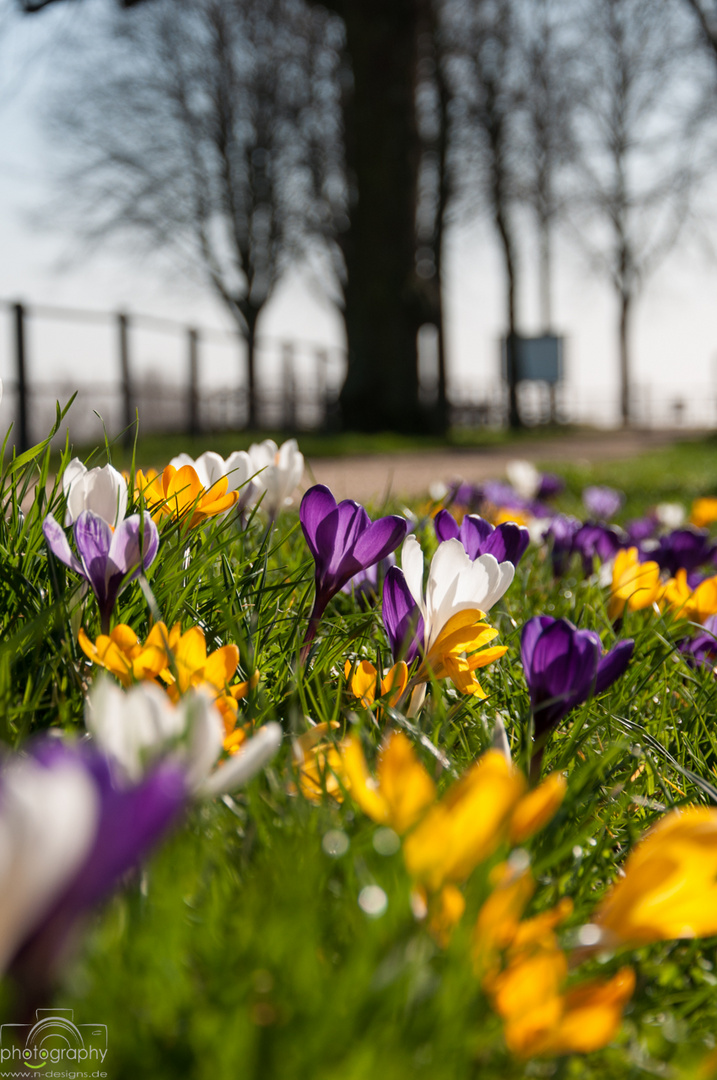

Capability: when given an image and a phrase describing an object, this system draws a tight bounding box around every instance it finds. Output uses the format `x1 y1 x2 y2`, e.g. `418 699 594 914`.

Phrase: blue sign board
502 335 563 384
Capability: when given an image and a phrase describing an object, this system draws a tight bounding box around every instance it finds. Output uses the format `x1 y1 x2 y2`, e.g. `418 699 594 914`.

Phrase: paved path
304 429 697 504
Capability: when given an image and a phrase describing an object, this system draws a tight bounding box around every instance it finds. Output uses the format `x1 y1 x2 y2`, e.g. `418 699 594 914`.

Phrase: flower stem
299 595 326 665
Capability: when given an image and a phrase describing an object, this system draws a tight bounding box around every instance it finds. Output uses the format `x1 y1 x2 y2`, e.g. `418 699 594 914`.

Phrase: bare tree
515 0 580 331
571 0 710 427
683 0 717 60
47 0 345 428
442 0 526 429
406 1 456 430
19 0 150 11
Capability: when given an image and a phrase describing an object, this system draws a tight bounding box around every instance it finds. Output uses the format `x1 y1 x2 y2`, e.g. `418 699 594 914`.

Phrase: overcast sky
1 0 717 442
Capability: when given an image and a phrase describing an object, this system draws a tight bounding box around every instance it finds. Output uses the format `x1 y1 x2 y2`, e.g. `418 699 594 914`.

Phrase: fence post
118 312 133 447
187 328 200 437
13 302 29 452
282 342 295 431
315 348 328 428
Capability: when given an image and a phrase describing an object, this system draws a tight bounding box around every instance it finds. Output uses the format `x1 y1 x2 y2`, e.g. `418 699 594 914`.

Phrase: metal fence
0 299 346 450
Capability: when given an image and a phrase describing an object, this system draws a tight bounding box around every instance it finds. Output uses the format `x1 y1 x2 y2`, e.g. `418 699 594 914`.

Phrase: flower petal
382 566 423 664
109 513 159 577
300 485 339 562
595 639 634 695
200 722 283 798
42 514 84 576
433 508 460 544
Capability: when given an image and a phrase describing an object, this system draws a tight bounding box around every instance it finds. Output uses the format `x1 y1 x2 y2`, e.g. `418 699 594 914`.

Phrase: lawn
2 410 717 1079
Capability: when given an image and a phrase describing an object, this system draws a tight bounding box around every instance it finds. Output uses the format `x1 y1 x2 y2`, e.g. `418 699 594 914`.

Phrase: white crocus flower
528 516 554 546
247 438 304 517
85 679 282 798
63 459 128 527
656 502 686 529
170 450 253 494
505 458 541 500
0 753 98 973
401 535 515 654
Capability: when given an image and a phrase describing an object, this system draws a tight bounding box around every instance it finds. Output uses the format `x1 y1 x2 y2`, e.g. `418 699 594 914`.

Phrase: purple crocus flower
43 510 159 633
434 509 530 566
382 565 424 665
652 528 716 577
446 480 484 513
544 514 582 576
2 738 185 1009
625 514 658 545
482 480 530 512
299 485 408 658
482 479 554 520
582 485 623 521
521 615 634 777
679 614 717 672
538 472 565 500
573 522 623 576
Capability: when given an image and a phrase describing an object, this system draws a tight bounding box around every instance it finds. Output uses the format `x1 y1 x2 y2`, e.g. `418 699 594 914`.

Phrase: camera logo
0 1008 108 1070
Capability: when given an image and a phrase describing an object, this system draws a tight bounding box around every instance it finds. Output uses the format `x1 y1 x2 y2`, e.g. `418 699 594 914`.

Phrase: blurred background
2 0 717 447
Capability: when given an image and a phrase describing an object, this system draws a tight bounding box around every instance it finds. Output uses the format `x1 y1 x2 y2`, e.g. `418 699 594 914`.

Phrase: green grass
539 437 717 518
3 419 717 1078
59 420 595 471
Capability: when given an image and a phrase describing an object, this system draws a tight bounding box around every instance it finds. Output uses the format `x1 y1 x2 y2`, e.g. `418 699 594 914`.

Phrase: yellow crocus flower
426 883 466 947
490 942 568 1037
403 751 526 892
344 735 563 899
160 623 258 736
509 772 567 844
78 623 169 687
690 496 717 529
595 806 717 945
135 464 239 527
417 610 508 698
494 508 531 528
608 546 661 620
532 968 636 1056
341 731 436 834
498 962 635 1058
292 721 348 803
472 864 536 978
344 659 409 708
478 876 634 1058
660 569 717 624
213 672 261 735
161 623 239 695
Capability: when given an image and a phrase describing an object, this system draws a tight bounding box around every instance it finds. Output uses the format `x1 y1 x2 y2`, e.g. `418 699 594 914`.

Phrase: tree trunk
619 291 631 428
246 317 258 430
495 204 521 430
539 214 552 332
431 5 451 434
336 1 425 434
